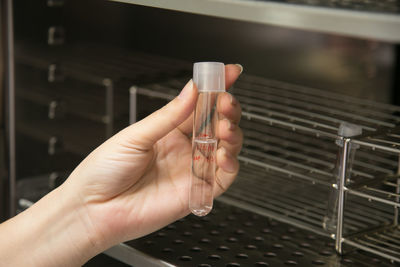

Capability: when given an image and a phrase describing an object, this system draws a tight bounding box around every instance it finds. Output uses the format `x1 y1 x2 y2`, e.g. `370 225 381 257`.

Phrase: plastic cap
337 122 362 137
193 62 225 92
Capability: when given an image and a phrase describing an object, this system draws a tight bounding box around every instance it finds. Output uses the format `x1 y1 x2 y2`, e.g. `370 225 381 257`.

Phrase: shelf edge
109 0 400 43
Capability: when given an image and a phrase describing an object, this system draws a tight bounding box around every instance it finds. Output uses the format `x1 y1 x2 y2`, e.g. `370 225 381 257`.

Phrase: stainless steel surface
5 0 16 217
110 0 400 42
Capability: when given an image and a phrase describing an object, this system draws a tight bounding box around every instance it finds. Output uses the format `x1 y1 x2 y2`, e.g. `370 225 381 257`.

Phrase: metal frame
335 137 350 253
4 0 16 217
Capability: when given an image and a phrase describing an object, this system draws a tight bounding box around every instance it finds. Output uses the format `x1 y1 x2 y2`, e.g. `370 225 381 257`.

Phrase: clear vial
189 62 225 216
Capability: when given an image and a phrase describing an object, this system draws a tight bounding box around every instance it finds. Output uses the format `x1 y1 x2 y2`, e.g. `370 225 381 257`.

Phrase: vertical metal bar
103 79 114 138
394 155 400 225
5 0 16 217
335 138 349 254
129 86 138 125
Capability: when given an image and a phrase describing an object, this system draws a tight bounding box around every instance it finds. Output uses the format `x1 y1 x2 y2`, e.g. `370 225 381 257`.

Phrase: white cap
338 122 362 137
193 62 225 92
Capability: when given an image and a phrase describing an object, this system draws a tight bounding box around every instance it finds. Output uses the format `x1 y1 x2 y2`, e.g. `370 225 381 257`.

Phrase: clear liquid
189 138 217 216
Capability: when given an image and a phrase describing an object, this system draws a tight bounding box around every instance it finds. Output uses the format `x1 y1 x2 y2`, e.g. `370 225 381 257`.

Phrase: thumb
123 79 197 148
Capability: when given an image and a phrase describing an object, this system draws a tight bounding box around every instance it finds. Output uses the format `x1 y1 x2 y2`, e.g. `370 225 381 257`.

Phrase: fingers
121 80 197 149
217 92 242 125
218 121 243 156
177 64 243 135
214 147 240 197
213 117 243 196
225 64 243 89
214 91 243 195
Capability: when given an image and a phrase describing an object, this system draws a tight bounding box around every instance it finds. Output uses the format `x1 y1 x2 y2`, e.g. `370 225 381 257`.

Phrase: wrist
1 183 104 266
44 182 107 265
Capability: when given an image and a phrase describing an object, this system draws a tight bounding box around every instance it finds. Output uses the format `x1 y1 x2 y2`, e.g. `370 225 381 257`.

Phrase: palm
79 128 193 242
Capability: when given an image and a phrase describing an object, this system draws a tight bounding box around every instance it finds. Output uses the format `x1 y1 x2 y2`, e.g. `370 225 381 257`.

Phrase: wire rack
14 42 191 86
345 225 400 262
131 74 400 262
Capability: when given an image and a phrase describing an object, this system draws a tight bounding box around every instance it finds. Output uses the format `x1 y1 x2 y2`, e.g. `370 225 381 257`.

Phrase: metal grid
132 74 400 262
222 164 394 235
345 225 400 263
234 75 400 139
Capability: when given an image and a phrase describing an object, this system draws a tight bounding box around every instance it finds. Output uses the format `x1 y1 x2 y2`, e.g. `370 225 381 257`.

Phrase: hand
0 64 243 267
64 64 243 250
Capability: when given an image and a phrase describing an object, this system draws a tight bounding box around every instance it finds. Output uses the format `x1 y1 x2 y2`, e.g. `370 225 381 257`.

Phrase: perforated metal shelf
124 201 395 266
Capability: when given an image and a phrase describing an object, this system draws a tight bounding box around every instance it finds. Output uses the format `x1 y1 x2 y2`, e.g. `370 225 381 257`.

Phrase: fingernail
178 79 193 100
235 64 243 75
229 93 238 106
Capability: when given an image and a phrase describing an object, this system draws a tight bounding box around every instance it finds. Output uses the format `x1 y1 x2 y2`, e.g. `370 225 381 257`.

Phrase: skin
0 64 243 266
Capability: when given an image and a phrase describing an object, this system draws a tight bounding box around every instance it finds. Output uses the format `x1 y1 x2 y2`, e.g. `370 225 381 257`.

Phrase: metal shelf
110 0 400 42
222 163 394 236
352 127 400 154
133 74 400 189
15 42 191 86
345 225 400 263
16 116 106 156
133 73 400 262
235 75 400 138
136 74 400 139
16 64 125 124
19 198 395 266
123 201 395 266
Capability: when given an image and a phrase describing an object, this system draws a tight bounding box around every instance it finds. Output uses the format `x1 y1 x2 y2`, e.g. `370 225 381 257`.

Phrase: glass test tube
323 122 362 233
189 62 225 216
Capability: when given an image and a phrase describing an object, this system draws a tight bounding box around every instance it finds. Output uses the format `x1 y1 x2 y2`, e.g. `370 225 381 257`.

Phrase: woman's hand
0 64 243 267
66 65 243 250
